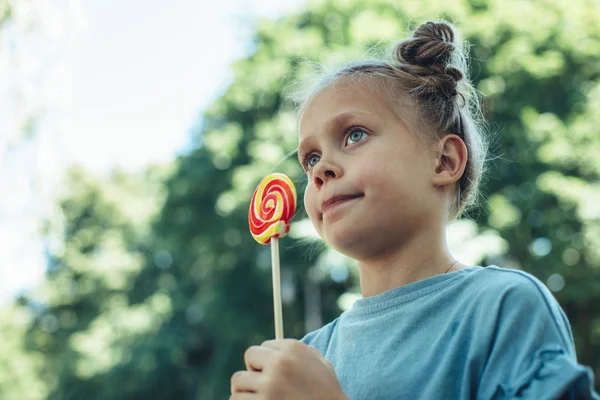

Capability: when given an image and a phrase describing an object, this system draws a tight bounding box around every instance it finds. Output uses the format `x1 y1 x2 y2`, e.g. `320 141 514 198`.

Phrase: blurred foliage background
1 0 600 398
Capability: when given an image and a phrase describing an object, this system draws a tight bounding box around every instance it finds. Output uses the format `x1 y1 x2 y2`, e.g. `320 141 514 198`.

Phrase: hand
230 339 348 400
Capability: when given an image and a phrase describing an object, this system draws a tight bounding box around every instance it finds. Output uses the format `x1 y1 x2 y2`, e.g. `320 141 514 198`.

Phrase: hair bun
396 21 462 80
393 21 465 101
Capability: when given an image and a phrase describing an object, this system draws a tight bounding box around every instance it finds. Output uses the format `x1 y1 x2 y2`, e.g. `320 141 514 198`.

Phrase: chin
328 226 405 261
324 228 366 257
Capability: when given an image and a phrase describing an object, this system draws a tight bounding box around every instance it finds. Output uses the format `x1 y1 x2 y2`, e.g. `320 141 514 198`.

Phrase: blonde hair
290 20 489 219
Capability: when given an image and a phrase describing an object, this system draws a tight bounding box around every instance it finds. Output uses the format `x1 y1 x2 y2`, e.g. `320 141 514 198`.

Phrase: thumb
307 344 322 358
307 345 331 367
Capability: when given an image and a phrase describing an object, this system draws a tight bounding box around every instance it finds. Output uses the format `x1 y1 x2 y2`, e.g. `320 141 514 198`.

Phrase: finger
261 338 297 350
307 345 334 370
244 345 275 371
230 370 262 393
307 344 323 358
229 393 256 400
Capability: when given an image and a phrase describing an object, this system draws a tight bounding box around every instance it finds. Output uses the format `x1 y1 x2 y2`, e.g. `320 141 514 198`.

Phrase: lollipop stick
271 237 284 339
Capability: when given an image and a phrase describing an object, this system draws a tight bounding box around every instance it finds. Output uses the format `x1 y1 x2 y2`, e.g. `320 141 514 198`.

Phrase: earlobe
432 134 468 187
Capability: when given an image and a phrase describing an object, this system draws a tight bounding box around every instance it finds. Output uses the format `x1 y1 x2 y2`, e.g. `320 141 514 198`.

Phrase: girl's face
298 80 443 260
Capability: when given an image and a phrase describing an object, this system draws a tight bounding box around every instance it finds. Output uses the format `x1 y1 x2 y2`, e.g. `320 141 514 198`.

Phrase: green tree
0 305 47 399
16 166 172 399
0 1 11 26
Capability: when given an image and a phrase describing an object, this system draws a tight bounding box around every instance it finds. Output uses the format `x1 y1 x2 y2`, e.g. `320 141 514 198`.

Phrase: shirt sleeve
476 272 599 400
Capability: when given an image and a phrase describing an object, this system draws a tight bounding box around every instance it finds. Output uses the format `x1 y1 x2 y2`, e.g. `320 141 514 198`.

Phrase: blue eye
305 154 320 170
346 129 368 145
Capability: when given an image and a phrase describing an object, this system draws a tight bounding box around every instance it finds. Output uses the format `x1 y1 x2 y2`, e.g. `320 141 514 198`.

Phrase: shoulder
299 317 340 354
470 268 599 398
467 265 558 307
467 266 573 349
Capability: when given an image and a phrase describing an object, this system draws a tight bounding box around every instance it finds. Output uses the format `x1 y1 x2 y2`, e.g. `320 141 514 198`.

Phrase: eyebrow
297 110 371 159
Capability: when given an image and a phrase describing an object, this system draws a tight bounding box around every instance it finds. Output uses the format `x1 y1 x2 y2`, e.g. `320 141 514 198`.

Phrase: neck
356 225 459 298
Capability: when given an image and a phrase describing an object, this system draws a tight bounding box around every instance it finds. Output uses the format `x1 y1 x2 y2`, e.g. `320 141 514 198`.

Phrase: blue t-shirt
301 266 599 399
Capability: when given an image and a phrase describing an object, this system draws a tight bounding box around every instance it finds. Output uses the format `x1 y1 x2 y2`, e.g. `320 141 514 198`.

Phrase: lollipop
249 173 297 244
248 173 297 339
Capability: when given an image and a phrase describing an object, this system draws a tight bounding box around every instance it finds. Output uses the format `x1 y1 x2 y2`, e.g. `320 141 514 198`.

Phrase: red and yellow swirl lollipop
249 173 297 244
248 173 296 339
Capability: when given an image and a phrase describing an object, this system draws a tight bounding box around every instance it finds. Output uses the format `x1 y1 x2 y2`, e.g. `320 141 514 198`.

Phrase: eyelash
300 125 368 171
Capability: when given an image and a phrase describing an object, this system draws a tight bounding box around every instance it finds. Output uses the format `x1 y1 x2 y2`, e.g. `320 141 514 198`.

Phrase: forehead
298 79 394 141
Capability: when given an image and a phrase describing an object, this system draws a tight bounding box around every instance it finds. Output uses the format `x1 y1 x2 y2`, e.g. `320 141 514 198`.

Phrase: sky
68 0 305 171
0 0 305 301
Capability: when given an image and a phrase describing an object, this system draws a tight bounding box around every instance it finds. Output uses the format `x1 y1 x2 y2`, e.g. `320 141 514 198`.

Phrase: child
230 20 599 399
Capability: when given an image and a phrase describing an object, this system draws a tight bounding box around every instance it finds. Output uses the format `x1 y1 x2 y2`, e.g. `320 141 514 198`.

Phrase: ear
432 134 468 187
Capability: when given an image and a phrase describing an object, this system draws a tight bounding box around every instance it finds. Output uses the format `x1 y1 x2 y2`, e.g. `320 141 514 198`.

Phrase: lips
321 194 363 213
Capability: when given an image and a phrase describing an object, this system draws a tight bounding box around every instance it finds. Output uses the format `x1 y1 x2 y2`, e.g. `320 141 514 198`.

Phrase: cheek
303 183 320 222
354 156 411 200
352 157 390 190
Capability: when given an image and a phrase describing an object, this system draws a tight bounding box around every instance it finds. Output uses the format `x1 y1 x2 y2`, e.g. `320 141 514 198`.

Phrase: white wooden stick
271 237 284 340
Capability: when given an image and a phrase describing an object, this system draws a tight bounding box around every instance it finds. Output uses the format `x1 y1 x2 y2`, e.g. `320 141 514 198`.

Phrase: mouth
321 194 363 214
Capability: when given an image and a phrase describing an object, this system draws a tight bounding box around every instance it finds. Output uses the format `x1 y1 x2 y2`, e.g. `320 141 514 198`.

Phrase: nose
312 159 342 189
